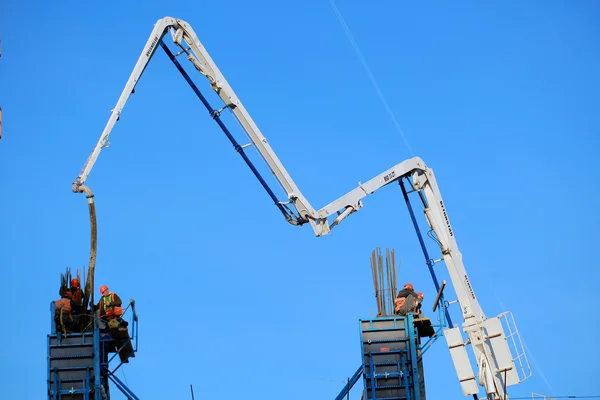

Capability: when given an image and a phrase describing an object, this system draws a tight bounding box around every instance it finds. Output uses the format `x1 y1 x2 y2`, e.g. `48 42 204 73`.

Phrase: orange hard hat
417 292 424 299
99 285 109 295
71 278 79 287
404 283 414 291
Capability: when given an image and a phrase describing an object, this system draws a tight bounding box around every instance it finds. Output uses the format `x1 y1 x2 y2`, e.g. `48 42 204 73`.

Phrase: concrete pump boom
72 16 530 399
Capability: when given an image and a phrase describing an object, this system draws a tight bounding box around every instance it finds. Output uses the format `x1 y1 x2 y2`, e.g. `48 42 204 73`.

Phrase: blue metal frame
93 328 102 398
334 366 363 400
47 301 139 399
106 372 140 400
47 331 96 399
355 316 422 400
406 313 420 400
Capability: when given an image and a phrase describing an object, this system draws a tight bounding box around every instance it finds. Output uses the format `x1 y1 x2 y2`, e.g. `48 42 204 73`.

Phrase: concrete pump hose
78 185 97 319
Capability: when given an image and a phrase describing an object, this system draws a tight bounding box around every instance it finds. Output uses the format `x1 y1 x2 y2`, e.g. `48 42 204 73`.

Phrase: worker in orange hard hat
394 282 419 316
95 285 123 322
69 278 85 316
54 290 75 335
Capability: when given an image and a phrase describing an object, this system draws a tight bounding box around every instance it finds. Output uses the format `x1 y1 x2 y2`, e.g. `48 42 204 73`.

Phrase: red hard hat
404 283 414 291
99 285 109 295
417 292 424 299
71 278 79 287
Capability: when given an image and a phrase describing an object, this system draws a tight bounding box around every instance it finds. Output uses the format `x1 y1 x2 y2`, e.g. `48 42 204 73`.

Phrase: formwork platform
47 301 139 400
47 331 105 400
359 314 426 400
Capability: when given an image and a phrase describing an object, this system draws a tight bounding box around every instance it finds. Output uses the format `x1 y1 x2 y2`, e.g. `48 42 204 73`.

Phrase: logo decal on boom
146 36 159 57
439 200 453 237
383 171 396 183
464 275 476 300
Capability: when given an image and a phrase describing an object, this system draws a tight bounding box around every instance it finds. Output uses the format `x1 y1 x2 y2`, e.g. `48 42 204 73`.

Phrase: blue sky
1 1 599 399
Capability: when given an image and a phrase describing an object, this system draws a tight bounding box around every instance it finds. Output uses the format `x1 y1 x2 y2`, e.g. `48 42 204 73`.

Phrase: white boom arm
72 17 319 227
73 16 528 399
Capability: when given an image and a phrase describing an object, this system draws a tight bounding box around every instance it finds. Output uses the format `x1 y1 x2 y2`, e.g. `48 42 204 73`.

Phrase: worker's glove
106 302 111 306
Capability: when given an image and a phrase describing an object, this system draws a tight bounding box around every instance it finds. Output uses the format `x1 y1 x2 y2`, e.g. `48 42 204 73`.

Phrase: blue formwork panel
47 300 138 400
359 315 426 400
47 331 101 400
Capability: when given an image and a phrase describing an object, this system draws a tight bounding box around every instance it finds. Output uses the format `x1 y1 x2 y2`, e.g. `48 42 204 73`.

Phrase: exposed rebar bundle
59 267 81 297
370 247 400 317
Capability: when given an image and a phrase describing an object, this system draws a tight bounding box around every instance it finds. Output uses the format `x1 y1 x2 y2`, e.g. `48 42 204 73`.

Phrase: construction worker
414 292 425 319
394 282 419 316
69 278 85 315
96 285 123 322
54 291 75 334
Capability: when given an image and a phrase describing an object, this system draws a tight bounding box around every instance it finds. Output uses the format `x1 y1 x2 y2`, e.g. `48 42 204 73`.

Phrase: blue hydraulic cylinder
399 179 453 328
158 41 300 224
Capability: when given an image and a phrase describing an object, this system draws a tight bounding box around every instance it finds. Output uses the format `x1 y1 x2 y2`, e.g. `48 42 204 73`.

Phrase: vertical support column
85 368 91 400
52 370 58 400
368 356 377 400
93 328 102 400
400 353 410 399
407 313 420 400
47 334 52 399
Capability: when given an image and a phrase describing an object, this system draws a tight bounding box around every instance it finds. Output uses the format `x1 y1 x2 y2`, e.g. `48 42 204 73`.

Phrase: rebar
369 247 401 316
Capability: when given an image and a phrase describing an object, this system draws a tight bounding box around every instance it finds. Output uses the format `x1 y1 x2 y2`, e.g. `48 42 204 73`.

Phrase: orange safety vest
101 293 122 316
55 298 72 315
395 295 420 315
71 287 83 303
394 297 406 313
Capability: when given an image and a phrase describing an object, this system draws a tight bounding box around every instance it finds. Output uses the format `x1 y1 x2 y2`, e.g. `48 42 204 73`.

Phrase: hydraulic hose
78 185 97 323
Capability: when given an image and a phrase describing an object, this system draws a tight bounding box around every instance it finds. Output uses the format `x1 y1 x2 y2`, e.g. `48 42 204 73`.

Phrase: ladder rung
368 397 408 400
49 366 93 372
50 353 94 360
50 344 94 349
367 350 409 356
367 375 403 381
373 385 404 389
51 378 88 383
363 338 408 343
53 389 88 395
366 393 409 399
